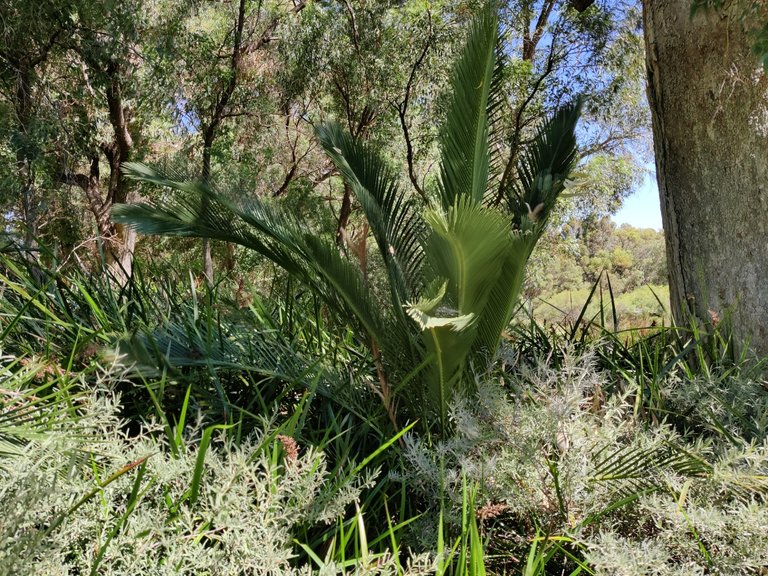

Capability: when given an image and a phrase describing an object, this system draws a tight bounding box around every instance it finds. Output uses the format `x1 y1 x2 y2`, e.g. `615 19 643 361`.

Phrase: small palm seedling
113 5 581 434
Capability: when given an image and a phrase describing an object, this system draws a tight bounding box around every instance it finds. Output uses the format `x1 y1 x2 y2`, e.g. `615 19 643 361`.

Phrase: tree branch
523 0 556 61
494 32 559 205
395 15 432 201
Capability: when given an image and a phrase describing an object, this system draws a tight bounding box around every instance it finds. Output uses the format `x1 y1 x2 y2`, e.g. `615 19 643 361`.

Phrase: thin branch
203 0 249 152
395 14 432 201
311 164 337 186
341 0 361 54
332 74 356 136
494 30 559 205
273 163 298 197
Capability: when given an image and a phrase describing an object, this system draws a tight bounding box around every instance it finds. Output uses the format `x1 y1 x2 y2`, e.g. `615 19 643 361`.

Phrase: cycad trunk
643 1 768 356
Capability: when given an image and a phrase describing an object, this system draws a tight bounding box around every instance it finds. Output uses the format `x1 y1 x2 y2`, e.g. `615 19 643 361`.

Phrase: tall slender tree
48 1 151 280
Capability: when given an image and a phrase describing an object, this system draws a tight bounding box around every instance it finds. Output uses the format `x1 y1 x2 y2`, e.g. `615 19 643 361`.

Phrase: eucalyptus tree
168 0 306 286
499 0 649 217
1 0 186 278
55 0 188 280
0 1 77 258
114 6 581 433
644 0 768 356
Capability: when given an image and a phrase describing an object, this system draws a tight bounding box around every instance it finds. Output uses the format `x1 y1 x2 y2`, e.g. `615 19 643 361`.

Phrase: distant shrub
533 284 670 330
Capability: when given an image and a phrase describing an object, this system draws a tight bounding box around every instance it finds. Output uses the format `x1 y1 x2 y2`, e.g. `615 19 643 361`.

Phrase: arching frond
315 122 426 306
115 164 387 346
437 5 500 209
117 164 307 275
301 234 385 343
505 99 582 233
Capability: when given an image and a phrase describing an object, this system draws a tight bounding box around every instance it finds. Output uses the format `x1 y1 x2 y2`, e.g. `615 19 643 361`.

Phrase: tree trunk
202 238 214 288
643 1 768 356
13 65 41 265
336 183 353 248
109 223 136 280
201 143 214 288
99 60 136 285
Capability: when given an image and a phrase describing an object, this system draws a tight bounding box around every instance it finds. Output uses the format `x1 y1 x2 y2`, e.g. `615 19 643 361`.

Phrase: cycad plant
113 6 580 433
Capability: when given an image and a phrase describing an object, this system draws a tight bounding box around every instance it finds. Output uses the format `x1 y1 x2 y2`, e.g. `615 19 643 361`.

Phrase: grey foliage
0 364 423 575
399 349 768 574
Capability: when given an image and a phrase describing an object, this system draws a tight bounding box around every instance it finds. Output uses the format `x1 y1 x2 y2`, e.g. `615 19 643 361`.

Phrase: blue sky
612 170 663 230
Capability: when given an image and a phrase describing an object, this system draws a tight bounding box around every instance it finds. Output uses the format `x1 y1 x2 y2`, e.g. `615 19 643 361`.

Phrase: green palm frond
314 123 430 383
301 234 385 343
583 439 713 525
505 99 582 233
437 5 500 209
471 99 581 359
484 36 509 204
413 198 515 425
591 441 710 487
115 165 387 346
587 437 768 523
423 197 513 317
471 233 531 359
117 164 307 275
315 122 425 305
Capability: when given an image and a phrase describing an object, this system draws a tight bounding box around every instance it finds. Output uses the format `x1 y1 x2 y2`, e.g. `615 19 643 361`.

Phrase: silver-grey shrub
0 363 429 575
399 347 768 574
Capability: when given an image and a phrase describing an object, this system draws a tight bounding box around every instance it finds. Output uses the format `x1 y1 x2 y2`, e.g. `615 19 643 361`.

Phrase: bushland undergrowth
1 249 767 575
2 7 767 575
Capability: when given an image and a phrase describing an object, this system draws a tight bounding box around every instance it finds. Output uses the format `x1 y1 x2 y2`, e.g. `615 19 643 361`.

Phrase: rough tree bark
643 1 768 356
101 60 136 280
14 65 40 258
